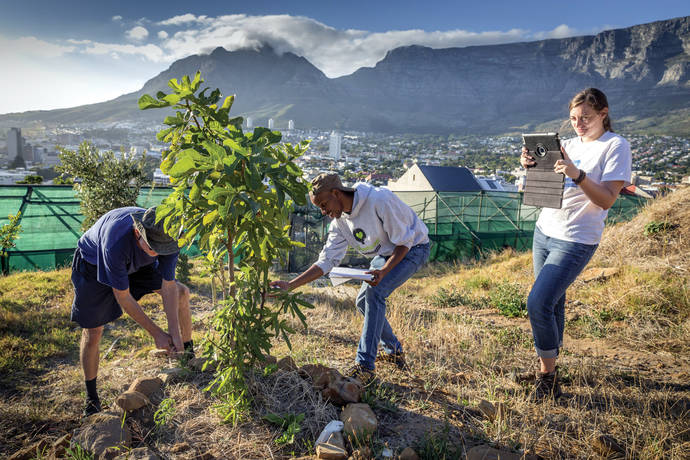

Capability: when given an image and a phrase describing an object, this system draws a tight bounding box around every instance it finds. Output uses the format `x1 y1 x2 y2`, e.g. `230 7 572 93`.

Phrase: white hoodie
314 183 429 274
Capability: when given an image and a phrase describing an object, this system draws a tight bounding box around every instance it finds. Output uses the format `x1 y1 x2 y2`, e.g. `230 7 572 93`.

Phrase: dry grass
1 188 689 459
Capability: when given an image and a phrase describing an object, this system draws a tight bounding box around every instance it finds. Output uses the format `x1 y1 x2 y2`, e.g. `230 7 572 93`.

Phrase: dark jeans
527 227 597 358
354 243 430 369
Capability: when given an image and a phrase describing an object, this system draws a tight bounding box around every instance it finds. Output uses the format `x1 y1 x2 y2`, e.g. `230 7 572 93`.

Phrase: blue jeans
528 227 597 358
355 243 430 370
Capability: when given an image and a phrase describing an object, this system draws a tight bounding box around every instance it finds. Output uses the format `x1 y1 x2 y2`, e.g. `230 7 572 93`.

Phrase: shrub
56 141 148 230
488 282 526 318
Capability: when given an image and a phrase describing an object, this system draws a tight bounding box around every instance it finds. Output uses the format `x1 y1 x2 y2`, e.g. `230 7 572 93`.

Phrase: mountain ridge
2 16 688 135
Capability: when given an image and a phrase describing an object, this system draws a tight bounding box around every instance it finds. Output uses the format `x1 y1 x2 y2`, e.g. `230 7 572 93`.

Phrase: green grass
0 269 79 389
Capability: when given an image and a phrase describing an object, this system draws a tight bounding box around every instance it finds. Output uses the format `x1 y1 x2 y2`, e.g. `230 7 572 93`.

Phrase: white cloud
0 34 75 59
157 13 209 26
112 15 122 22
158 14 531 77
126 26 149 41
82 42 165 62
538 24 580 39
158 30 169 39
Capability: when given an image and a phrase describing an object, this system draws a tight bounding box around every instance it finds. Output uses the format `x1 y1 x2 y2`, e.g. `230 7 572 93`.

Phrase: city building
246 117 253 129
387 164 482 192
329 131 342 160
288 119 294 130
7 128 22 162
268 118 274 130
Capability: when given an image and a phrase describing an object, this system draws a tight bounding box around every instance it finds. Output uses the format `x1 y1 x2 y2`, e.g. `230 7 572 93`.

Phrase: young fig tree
139 72 312 423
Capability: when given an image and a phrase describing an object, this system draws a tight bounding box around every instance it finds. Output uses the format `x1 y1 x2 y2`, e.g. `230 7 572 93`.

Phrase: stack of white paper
328 267 373 286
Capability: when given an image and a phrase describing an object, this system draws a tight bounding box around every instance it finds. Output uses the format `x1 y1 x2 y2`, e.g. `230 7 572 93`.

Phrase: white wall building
288 119 294 130
268 118 274 130
246 117 253 129
329 131 342 160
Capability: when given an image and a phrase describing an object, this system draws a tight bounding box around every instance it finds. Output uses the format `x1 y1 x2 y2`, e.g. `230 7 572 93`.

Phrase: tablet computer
522 132 564 209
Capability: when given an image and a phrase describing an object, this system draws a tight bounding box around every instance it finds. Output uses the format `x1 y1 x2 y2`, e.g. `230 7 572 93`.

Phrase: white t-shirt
536 131 632 245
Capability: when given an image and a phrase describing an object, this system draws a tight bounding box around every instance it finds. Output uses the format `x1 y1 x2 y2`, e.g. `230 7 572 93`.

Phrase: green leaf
138 94 169 109
203 210 219 226
167 156 197 177
163 94 182 105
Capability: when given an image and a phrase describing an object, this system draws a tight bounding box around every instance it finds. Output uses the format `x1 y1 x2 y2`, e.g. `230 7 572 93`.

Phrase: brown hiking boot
531 369 562 401
346 364 376 386
376 351 410 371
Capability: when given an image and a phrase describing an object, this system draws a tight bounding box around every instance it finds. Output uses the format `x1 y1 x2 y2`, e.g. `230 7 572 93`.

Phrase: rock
128 377 163 397
341 403 377 440
478 400 506 422
72 412 131 459
9 439 49 460
399 447 420 460
300 364 362 405
149 349 170 358
262 355 278 365
157 367 187 384
277 356 298 372
466 445 523 460
325 431 345 449
114 446 161 459
322 370 362 405
580 267 620 283
316 442 348 460
592 434 625 457
116 390 150 411
299 363 332 382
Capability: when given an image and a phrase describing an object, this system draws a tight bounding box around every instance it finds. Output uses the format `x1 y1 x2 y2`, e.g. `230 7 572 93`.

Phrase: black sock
85 378 99 402
184 340 194 356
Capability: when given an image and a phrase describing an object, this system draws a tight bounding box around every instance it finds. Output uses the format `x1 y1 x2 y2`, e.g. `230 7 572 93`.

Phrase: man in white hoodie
271 173 430 384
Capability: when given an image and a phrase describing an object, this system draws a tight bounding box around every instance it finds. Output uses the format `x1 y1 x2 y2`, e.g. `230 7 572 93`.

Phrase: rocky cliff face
2 16 688 134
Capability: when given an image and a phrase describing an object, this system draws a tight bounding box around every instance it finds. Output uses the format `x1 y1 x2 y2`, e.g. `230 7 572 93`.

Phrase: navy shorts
70 249 164 329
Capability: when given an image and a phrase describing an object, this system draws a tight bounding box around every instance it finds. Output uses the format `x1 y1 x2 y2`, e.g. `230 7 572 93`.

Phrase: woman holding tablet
520 88 632 400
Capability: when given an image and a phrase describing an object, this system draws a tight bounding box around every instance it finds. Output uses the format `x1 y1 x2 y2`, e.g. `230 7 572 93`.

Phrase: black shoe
83 398 102 417
376 351 410 371
346 364 376 386
532 369 562 401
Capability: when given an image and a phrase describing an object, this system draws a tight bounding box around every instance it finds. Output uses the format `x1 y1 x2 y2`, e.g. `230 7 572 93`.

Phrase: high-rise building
288 120 294 130
268 118 274 130
246 117 253 129
7 128 22 161
329 131 342 161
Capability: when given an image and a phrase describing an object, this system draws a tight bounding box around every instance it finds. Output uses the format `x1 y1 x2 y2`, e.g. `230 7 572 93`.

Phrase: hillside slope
0 188 688 459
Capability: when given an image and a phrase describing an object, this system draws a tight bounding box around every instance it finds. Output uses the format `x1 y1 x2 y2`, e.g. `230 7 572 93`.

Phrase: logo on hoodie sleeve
353 228 367 243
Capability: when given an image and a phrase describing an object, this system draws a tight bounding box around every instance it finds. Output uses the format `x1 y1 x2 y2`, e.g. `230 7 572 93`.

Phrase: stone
277 356 298 372
592 434 625 457
149 349 170 358
478 399 506 422
299 363 332 382
466 446 522 460
325 431 345 449
157 367 187 384
316 442 348 460
322 370 362 406
9 439 49 460
399 447 420 460
128 377 163 397
114 446 161 459
72 412 131 459
580 267 620 283
116 390 150 411
341 403 377 440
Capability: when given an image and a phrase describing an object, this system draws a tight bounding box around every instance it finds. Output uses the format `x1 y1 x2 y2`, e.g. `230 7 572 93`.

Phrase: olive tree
139 72 311 423
57 141 148 230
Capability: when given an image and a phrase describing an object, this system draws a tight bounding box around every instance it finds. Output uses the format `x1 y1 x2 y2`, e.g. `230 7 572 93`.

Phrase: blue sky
1 0 687 114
